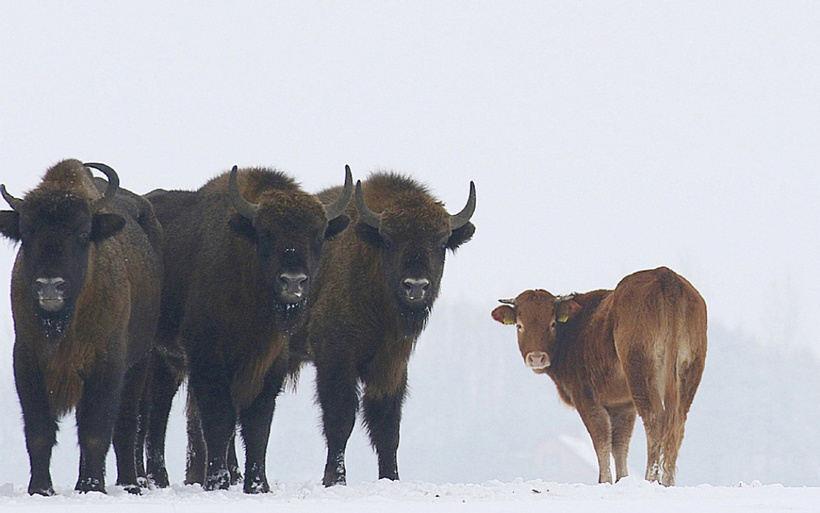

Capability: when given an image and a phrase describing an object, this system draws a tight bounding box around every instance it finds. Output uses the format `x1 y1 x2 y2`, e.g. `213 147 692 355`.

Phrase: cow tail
660 290 684 485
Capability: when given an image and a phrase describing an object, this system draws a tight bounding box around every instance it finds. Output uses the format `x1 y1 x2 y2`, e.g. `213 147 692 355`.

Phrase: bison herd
0 160 706 495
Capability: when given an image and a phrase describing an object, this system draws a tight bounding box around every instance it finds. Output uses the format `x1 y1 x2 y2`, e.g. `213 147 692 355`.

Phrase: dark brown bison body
492 267 707 486
143 166 352 493
0 160 162 495
295 172 475 486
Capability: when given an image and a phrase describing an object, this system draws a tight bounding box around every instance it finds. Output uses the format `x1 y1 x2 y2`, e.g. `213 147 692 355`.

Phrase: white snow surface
0 478 818 513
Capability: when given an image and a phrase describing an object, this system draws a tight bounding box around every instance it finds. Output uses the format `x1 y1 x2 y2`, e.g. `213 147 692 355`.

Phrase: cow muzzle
525 351 551 371
34 277 68 312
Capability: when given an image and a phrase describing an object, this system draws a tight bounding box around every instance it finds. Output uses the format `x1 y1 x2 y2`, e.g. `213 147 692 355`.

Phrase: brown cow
491 267 706 486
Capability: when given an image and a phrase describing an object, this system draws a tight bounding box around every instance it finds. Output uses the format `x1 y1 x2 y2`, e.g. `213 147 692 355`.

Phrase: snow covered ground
1 478 818 513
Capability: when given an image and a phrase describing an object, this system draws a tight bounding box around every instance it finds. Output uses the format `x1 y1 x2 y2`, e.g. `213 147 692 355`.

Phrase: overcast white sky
2 2 820 354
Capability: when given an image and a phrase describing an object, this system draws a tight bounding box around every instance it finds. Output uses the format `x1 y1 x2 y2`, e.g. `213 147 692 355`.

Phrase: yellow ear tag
503 318 515 325
557 313 569 323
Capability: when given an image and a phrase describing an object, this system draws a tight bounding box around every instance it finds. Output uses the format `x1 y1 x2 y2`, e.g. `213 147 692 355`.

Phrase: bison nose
34 277 68 312
279 272 308 301
403 278 430 300
525 352 551 370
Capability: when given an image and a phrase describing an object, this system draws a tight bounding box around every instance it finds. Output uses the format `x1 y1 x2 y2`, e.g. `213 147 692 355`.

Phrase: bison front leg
75 366 126 493
238 366 286 494
145 350 183 488
316 350 359 487
15 357 58 496
191 381 236 491
113 358 150 494
362 376 407 481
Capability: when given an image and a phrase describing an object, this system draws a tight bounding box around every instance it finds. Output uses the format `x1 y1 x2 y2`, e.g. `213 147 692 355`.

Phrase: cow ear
446 222 475 251
325 214 350 240
491 305 516 325
555 299 582 323
0 211 21 241
354 221 383 248
91 213 126 242
228 213 258 241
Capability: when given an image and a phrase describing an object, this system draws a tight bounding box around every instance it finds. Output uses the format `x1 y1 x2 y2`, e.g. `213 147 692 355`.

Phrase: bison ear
0 211 21 241
555 299 582 323
228 213 257 241
446 221 475 251
354 221 383 248
91 213 126 242
491 305 516 325
325 214 350 240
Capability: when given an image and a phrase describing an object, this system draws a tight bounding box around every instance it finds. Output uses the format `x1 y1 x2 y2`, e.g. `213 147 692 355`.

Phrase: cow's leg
238 363 286 494
362 374 407 481
75 365 125 493
316 347 359 487
15 356 58 496
575 396 613 484
607 404 637 482
621 348 664 483
113 358 150 494
145 350 183 488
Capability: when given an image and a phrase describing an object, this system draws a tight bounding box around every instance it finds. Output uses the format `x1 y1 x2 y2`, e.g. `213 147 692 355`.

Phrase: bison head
0 161 125 338
227 165 352 311
354 177 475 324
492 290 582 373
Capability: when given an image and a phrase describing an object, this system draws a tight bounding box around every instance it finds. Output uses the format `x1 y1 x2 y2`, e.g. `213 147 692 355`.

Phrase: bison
293 171 476 486
0 160 162 495
142 165 353 493
491 267 707 486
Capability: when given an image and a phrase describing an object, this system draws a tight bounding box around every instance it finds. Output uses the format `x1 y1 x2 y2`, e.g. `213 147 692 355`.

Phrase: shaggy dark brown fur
293 171 476 486
142 166 351 494
0 159 162 495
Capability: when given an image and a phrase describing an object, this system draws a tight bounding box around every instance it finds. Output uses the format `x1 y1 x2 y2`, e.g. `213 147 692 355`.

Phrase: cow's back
610 267 707 412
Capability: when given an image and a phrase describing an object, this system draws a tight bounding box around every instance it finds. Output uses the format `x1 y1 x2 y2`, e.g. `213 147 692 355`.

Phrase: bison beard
299 171 475 487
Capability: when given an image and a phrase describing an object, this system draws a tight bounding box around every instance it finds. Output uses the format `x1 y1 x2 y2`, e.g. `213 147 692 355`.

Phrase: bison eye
79 232 91 243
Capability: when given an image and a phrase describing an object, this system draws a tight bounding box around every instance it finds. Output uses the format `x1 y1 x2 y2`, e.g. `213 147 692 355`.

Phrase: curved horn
83 162 120 213
498 298 516 305
354 180 381 229
228 165 259 220
1 184 24 212
449 181 476 231
323 165 354 220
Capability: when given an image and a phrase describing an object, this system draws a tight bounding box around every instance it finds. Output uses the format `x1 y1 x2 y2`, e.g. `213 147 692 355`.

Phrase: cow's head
0 160 125 338
228 165 352 311
354 177 475 320
492 290 582 373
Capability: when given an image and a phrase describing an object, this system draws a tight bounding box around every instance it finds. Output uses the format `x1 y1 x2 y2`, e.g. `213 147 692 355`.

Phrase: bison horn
449 181 476 231
355 180 382 229
228 165 259 220
1 184 24 212
83 162 120 213
498 298 516 305
323 165 354 221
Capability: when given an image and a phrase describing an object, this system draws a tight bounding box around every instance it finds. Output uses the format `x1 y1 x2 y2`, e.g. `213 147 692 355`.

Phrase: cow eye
516 323 524 332
550 320 556 329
